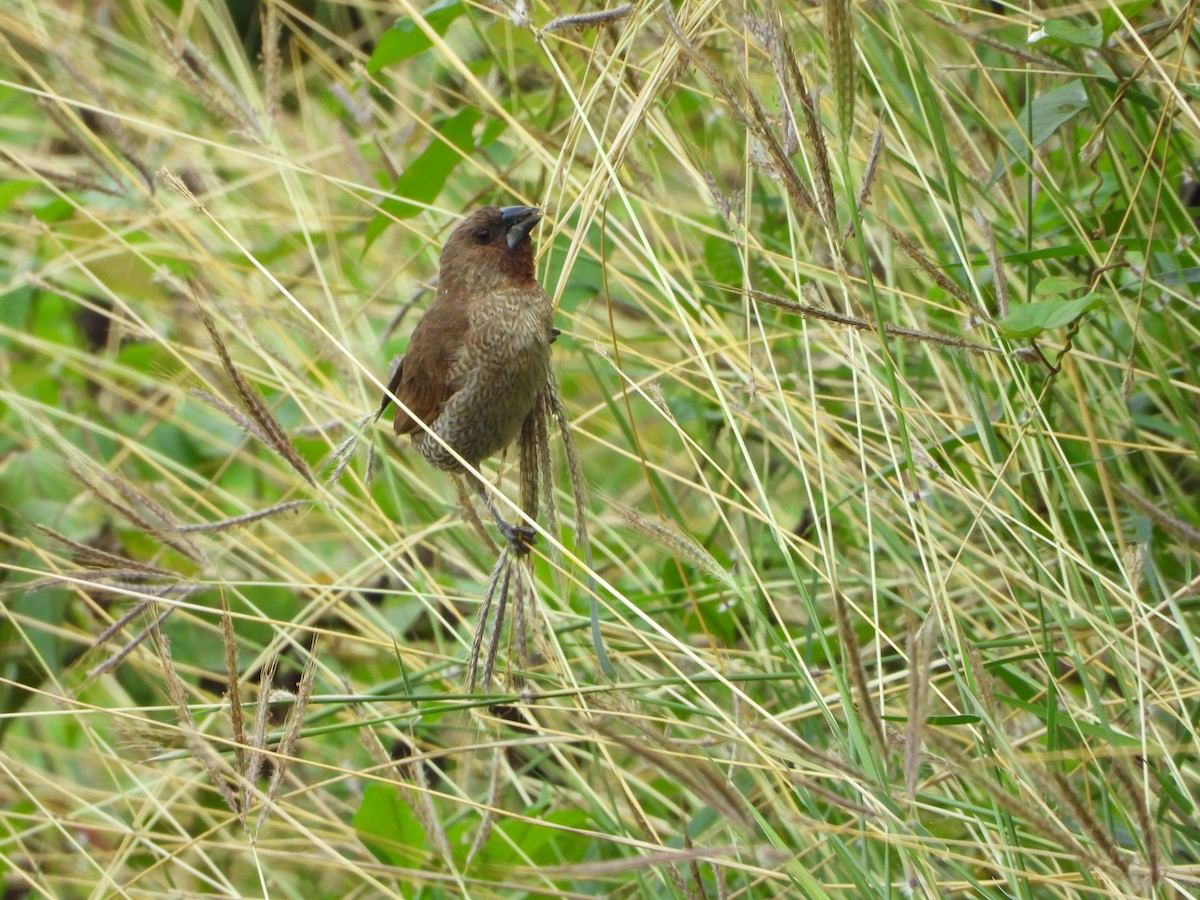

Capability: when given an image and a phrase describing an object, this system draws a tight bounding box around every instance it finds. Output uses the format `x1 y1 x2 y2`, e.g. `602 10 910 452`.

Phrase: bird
377 205 557 553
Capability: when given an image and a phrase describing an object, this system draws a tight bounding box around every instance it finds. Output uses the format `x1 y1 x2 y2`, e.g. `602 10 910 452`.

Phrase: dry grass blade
546 376 612 677
660 2 819 223
244 654 279 814
88 602 177 678
32 95 125 189
257 637 319 831
832 591 885 756
452 474 498 549
483 558 515 691
1046 769 1130 878
543 4 633 34
65 460 202 561
32 525 172 575
882 220 986 321
1108 756 1159 888
612 500 733 588
926 731 1099 870
824 0 856 145
467 548 516 692
191 289 315 486
189 387 275 447
259 0 283 127
973 206 1008 318
747 289 1003 354
50 50 154 192
220 590 247 790
153 626 240 815
357 724 451 864
152 20 264 140
592 717 753 830
842 120 885 245
169 499 312 534
904 613 937 803
466 747 504 865
0 147 125 196
1117 484 1200 545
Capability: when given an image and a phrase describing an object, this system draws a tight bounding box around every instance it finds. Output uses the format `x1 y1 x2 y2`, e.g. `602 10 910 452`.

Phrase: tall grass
1 1 1198 896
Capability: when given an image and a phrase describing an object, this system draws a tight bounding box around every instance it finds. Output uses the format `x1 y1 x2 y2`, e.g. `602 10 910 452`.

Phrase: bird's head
439 205 542 294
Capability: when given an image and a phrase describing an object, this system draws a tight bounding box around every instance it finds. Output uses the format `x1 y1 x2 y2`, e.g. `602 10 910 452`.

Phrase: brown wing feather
391 299 470 435
376 354 404 419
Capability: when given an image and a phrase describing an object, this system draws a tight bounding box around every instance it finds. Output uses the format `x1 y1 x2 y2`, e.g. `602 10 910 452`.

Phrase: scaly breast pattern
414 284 553 472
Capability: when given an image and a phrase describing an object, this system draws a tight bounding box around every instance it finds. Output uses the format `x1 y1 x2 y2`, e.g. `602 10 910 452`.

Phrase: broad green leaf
0 285 33 334
704 232 744 288
1033 275 1084 296
997 293 1105 339
366 0 464 74
364 107 481 250
353 783 426 867
484 809 590 865
1020 80 1090 147
32 196 73 224
1032 19 1103 49
989 80 1089 186
0 179 34 214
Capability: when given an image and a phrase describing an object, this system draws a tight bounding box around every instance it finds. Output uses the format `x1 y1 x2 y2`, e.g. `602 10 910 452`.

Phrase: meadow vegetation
1 0 1198 896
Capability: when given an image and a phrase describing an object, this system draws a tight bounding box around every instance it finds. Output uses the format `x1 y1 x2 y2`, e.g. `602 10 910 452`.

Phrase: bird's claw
498 522 538 557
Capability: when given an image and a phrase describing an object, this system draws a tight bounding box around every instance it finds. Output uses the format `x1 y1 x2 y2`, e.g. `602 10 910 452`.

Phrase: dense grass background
2 0 1199 896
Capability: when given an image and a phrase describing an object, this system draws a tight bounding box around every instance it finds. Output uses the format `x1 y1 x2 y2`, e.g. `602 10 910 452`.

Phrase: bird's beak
500 206 543 251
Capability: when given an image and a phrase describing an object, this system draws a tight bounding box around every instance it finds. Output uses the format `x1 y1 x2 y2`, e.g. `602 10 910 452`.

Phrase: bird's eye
473 227 491 244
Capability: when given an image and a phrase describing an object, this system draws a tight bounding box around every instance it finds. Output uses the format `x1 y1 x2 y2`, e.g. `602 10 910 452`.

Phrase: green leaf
364 107 481 250
997 293 1106 339
1022 81 1091 146
367 0 464 74
0 179 34 214
32 196 73 224
484 809 590 865
1033 19 1103 49
704 232 744 288
926 715 983 726
1099 0 1155 39
0 285 33 335
989 80 1089 186
1033 275 1084 296
353 783 426 867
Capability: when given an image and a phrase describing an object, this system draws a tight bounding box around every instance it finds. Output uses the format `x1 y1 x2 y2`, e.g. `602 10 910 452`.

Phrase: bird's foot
476 484 537 557
497 521 537 557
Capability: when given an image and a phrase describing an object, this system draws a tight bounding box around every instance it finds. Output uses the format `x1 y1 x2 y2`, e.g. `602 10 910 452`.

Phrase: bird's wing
391 300 470 435
376 354 404 419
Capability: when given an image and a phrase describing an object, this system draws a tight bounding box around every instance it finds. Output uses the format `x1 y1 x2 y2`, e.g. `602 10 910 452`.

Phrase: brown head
437 205 542 297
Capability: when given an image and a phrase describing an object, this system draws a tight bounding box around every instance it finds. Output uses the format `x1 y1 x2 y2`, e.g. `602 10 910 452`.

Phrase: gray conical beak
500 206 542 251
